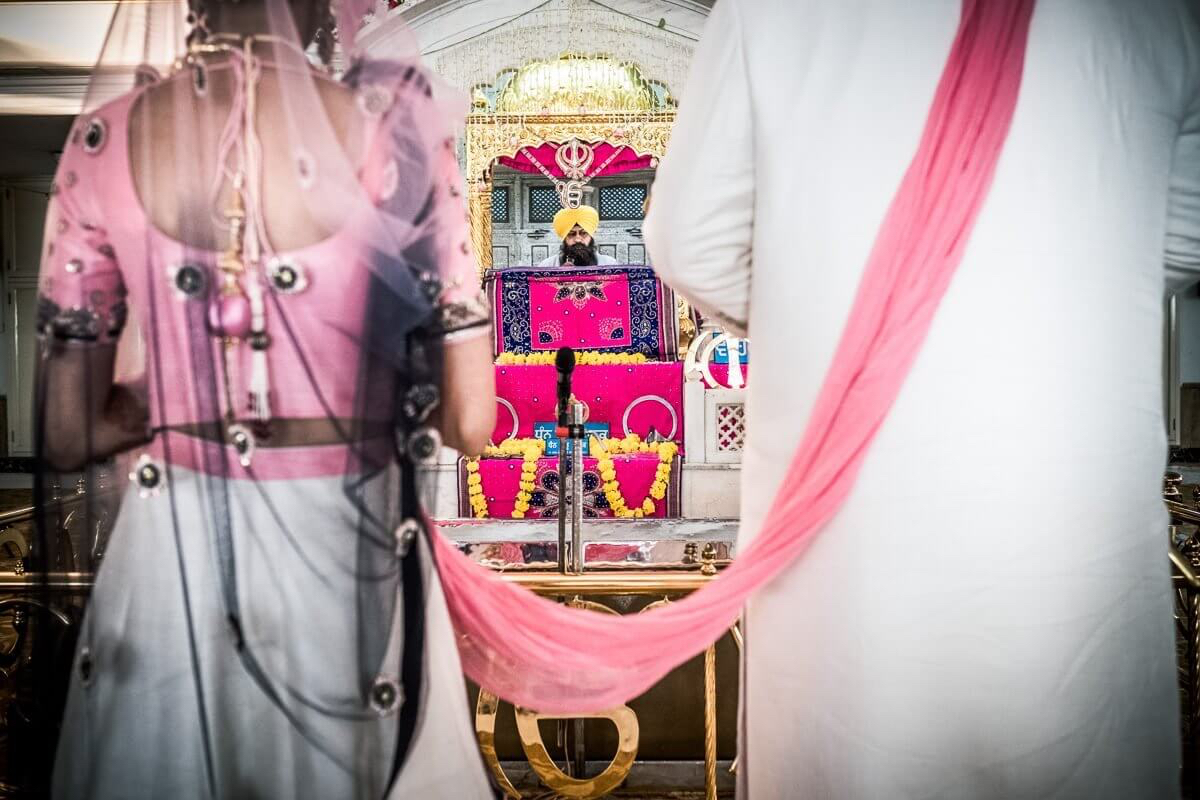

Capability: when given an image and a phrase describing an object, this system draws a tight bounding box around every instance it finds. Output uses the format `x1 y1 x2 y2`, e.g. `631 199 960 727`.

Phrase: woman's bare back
128 53 365 252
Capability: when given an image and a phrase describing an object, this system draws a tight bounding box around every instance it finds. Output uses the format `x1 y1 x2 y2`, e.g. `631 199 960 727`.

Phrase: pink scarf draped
432 0 1037 714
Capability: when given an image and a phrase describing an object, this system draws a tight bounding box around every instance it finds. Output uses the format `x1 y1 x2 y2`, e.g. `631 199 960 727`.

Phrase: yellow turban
553 205 600 240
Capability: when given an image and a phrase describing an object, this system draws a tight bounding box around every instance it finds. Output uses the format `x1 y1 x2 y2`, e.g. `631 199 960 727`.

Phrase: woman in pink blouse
31 0 497 796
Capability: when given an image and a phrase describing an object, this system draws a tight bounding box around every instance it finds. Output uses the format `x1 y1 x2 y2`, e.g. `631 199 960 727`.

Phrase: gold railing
481 558 733 800
1168 472 1200 798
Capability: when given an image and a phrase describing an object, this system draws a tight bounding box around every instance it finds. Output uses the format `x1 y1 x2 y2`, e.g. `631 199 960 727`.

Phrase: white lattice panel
702 388 746 464
715 403 746 452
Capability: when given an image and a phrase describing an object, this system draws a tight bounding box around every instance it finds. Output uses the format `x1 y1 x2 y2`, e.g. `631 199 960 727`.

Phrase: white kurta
645 1 1200 798
535 252 619 267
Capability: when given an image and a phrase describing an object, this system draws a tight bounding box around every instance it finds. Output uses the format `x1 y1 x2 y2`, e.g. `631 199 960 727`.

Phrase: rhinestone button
406 427 441 464
172 263 207 298
81 118 107 154
369 676 402 716
267 257 308 294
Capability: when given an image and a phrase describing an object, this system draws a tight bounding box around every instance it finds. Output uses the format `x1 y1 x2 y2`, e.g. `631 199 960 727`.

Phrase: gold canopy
493 53 671 115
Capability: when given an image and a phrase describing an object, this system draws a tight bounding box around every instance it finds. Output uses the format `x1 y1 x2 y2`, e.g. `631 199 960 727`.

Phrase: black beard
560 241 598 267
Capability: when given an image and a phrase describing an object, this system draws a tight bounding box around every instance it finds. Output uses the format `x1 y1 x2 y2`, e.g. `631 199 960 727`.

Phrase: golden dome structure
492 53 672 115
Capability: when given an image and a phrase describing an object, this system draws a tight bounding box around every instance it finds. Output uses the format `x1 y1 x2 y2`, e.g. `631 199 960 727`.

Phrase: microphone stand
553 348 587 777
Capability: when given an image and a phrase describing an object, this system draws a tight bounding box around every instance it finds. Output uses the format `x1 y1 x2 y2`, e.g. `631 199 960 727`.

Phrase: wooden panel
598 243 618 261
628 244 646 265
491 246 510 268
530 244 550 265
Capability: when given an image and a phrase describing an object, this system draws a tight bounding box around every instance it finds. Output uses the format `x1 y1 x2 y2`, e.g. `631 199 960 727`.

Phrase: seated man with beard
537 205 618 267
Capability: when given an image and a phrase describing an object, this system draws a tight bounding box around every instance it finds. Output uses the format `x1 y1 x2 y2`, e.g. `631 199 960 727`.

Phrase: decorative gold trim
704 643 718 800
464 112 675 276
499 570 714 595
474 691 523 799
474 597 640 799
515 704 639 798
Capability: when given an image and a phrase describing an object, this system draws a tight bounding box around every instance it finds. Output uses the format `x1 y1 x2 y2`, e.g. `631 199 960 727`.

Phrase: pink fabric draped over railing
433 0 1037 713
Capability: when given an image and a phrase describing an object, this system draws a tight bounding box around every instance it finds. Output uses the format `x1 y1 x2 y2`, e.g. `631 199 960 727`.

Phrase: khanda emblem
554 138 595 209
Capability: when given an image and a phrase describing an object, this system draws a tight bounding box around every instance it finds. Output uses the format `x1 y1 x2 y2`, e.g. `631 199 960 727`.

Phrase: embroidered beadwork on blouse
81 118 108 155
37 290 128 342
169 263 209 299
267 256 308 294
433 293 491 334
130 454 166 498
402 383 440 423
37 298 101 341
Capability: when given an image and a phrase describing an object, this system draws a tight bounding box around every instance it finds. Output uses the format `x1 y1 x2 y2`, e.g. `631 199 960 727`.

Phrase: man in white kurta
645 1 1200 797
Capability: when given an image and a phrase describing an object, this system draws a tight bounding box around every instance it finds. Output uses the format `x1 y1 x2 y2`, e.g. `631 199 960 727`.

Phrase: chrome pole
570 400 584 574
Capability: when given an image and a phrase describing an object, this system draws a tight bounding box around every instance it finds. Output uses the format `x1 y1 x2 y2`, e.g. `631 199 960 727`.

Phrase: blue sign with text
534 422 612 456
712 337 750 365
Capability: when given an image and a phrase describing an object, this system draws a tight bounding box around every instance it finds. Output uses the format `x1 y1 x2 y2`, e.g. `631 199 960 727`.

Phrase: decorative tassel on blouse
247 278 271 421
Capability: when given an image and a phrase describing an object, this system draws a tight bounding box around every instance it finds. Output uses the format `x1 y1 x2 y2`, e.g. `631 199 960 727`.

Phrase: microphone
555 347 576 429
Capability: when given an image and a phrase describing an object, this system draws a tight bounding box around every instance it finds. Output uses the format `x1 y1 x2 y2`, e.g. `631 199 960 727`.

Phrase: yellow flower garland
465 434 677 520
496 351 649 366
590 434 678 519
465 437 546 519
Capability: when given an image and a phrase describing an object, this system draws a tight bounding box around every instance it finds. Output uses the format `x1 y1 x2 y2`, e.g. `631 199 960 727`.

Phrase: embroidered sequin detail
227 424 255 468
267 256 308 294
406 427 441 464
369 675 403 716
402 384 440 423
169 263 208 299
81 118 107 155
417 271 442 303
37 290 127 342
394 519 420 558
130 454 166 498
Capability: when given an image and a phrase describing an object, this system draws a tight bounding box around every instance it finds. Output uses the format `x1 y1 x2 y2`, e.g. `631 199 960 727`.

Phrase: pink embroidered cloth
528 273 633 350
493 363 683 445
435 0 1036 712
459 454 677 519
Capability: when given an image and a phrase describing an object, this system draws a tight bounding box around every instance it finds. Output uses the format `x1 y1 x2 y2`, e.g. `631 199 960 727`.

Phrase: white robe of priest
645 1 1200 798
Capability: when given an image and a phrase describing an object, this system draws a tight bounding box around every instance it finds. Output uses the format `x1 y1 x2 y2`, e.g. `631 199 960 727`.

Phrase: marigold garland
464 434 678 520
590 434 678 519
495 351 649 366
465 437 545 519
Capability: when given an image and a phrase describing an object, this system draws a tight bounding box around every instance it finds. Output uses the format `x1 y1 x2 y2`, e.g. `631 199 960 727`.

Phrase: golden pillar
469 170 494 277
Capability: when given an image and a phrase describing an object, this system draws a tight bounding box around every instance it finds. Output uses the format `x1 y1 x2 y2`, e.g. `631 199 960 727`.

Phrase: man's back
646 1 1200 797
